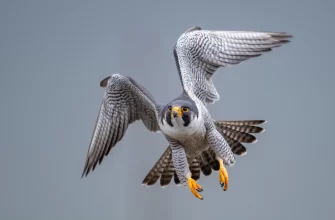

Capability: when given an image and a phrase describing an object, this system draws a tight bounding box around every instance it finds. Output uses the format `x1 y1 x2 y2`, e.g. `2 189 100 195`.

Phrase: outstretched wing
174 26 292 105
82 74 161 177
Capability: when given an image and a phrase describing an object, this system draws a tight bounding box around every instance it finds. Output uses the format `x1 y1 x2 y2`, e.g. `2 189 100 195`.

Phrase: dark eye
182 107 189 112
168 106 172 111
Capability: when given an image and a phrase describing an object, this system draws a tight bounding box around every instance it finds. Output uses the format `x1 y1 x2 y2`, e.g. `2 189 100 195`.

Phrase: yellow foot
187 176 203 200
218 159 229 191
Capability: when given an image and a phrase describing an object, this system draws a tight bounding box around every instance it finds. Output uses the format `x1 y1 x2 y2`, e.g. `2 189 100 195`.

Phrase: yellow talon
218 159 229 191
187 175 203 200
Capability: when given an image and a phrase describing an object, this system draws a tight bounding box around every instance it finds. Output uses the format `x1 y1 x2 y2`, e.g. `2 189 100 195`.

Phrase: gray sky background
1 0 334 219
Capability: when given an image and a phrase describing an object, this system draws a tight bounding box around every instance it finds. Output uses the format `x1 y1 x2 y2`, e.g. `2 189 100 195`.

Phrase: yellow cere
171 106 183 117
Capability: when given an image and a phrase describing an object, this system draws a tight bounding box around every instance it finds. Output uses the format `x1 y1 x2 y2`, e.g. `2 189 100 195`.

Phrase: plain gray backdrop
1 0 334 219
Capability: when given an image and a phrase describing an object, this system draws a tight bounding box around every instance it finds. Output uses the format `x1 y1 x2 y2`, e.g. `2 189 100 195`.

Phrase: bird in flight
81 26 292 200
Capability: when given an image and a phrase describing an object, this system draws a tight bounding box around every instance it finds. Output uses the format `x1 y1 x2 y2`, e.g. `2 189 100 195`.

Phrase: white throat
160 114 205 140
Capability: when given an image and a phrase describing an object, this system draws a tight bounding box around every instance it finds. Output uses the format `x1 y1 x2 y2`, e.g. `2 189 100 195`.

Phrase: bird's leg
170 142 204 200
218 158 229 191
187 173 203 200
205 125 234 191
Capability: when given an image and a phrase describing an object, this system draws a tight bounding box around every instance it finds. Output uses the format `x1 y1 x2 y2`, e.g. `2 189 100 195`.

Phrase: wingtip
100 76 111 88
81 172 88 179
270 32 293 38
81 172 87 179
81 167 87 178
184 26 202 33
284 33 294 38
273 34 293 44
281 39 291 43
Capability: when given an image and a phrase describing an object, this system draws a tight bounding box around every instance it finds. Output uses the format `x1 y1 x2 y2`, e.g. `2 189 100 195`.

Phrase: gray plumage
81 75 161 176
81 26 292 199
142 120 266 186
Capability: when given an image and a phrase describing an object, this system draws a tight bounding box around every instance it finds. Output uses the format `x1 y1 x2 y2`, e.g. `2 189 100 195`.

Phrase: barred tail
142 147 204 187
215 120 266 156
142 146 172 186
160 158 175 187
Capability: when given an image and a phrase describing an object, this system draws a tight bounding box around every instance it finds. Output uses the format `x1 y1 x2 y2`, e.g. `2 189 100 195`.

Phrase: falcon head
163 99 199 128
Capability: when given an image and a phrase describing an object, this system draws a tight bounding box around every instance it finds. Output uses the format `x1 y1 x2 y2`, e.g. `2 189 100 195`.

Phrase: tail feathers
226 136 247 156
160 159 174 187
199 158 212 176
190 159 201 180
173 171 180 185
207 149 220 171
142 146 172 186
142 148 219 187
215 120 266 156
198 149 220 176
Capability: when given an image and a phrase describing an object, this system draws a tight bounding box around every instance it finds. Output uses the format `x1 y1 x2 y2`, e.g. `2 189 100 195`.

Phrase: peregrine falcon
81 26 292 200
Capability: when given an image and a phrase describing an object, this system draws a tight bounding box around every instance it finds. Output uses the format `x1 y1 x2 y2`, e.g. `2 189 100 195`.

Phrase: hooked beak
171 106 182 118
